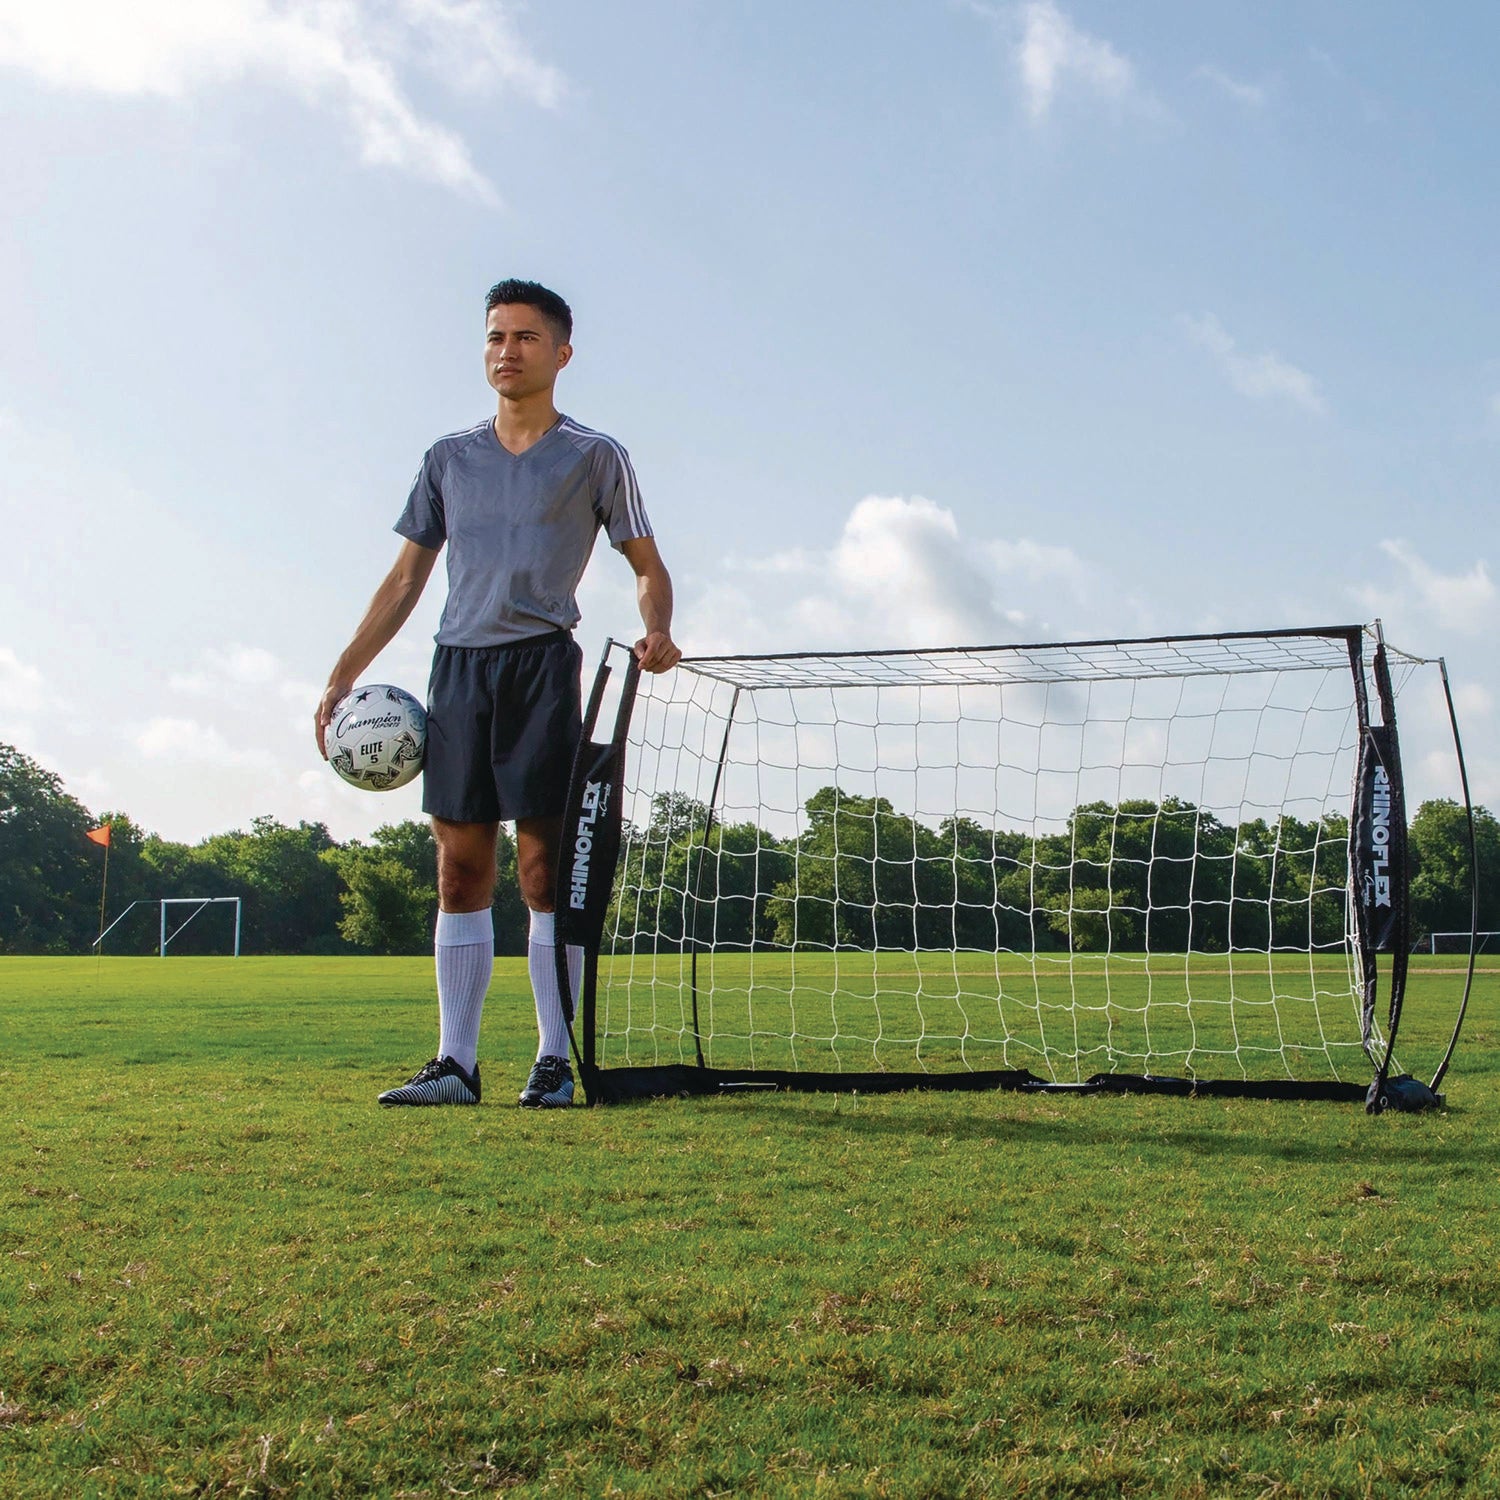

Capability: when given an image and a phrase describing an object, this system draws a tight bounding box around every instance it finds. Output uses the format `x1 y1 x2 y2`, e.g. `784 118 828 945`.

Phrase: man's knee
517 847 556 911
433 820 498 911
439 864 495 910
516 816 560 912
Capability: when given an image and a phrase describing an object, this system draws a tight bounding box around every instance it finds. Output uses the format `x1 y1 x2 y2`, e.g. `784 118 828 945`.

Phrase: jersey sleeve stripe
559 418 653 537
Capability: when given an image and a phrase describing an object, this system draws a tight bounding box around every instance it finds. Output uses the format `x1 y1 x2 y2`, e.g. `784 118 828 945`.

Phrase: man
316 279 680 1109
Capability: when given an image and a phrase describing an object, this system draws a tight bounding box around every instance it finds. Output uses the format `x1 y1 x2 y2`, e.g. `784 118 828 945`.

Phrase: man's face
484 303 571 402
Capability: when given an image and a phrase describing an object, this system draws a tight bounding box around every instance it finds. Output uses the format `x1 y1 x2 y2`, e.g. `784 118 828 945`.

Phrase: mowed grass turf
2 956 1497 1497
594 950 1388 1081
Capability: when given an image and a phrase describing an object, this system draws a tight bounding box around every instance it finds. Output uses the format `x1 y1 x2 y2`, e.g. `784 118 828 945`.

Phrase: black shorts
423 631 583 824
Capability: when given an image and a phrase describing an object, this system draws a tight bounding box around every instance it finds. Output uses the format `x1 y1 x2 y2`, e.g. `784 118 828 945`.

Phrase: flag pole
87 822 113 957
98 838 110 949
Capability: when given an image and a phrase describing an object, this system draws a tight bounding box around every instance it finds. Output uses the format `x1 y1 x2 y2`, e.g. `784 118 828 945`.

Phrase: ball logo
338 711 403 735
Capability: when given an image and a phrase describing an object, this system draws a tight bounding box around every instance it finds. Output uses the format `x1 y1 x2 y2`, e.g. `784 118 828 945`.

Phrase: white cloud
134 714 277 769
1374 540 1496 637
0 644 63 750
0 0 563 200
959 0 1154 120
169 643 283 694
167 646 321 726
1180 313 1327 415
831 495 1004 645
703 494 1092 654
0 644 49 716
1012 1 1142 121
743 547 820 577
984 536 1090 589
1195 65 1268 108
1453 680 1493 722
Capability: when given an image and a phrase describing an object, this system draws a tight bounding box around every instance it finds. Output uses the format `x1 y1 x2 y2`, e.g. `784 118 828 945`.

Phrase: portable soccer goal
93 897 243 957
555 624 1476 1111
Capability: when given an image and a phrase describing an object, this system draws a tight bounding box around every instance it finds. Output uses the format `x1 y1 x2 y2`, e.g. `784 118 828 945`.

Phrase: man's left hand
634 631 681 673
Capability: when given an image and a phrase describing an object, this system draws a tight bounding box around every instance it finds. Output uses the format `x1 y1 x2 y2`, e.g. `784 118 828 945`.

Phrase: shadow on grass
687 1088 1472 1167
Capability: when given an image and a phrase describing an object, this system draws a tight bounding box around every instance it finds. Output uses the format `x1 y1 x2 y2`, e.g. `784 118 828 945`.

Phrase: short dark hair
484 279 572 343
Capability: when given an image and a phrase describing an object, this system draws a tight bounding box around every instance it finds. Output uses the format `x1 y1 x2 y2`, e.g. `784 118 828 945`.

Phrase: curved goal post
555 625 1474 1111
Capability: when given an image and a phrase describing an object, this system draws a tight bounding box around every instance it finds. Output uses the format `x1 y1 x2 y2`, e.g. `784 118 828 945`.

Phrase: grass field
595 950 1392 1082
3 956 1497 1497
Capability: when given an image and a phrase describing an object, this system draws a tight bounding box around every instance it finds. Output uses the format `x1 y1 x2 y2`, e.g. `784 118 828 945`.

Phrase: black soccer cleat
518 1054 574 1109
378 1056 481 1107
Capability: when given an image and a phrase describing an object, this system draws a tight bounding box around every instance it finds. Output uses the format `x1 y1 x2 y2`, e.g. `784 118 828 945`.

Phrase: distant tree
327 842 433 954
653 819 792 950
766 788 955 950
1233 813 1350 953
940 816 1036 951
194 816 343 953
367 820 439 886
1045 884 1140 952
606 795 713 952
7 734 1496 961
325 818 530 956
1409 799 1500 941
0 744 97 952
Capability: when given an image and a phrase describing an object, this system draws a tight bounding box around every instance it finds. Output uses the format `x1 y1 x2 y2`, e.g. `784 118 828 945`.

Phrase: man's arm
619 535 681 674
315 539 441 756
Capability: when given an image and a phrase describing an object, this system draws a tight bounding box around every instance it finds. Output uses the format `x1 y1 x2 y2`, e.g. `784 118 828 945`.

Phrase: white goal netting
592 627 1418 1094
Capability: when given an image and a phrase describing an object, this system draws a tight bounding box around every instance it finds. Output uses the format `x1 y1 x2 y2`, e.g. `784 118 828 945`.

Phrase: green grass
2 956 1497 1497
597 950 1449 1083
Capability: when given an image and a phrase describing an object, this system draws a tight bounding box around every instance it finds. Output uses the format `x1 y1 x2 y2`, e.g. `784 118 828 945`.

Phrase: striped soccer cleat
378 1056 481 1107
518 1055 574 1109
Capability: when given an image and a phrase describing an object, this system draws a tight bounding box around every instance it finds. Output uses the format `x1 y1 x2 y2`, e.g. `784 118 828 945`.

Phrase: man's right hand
315 680 354 760
313 539 440 760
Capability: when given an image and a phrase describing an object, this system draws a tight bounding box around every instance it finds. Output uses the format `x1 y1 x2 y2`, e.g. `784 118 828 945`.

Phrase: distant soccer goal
1428 931 1498 956
94 897 243 957
557 625 1475 1110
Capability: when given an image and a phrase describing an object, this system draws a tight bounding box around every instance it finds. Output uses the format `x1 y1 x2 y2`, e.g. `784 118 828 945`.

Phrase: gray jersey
395 415 654 647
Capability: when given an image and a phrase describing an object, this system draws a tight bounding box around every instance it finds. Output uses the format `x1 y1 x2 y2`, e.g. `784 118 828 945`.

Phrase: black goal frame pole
553 640 640 1103
1428 656 1480 1094
1352 626 1446 1113
683 687 742 1072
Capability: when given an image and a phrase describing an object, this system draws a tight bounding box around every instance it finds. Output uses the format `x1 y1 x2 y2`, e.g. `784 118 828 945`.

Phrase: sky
0 0 1496 846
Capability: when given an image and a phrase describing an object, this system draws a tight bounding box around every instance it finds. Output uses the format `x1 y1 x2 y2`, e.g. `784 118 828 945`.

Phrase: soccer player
316 279 680 1109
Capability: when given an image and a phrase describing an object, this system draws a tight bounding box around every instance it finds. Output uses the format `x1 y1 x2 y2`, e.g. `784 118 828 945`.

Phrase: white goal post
554 625 1475 1112
94 897 243 957
1428 931 1498 955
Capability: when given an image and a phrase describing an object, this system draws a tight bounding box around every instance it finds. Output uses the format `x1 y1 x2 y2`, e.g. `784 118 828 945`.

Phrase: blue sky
1 0 1495 843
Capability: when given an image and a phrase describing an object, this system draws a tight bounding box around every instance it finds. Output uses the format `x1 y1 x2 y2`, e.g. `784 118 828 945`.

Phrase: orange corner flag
86 823 112 848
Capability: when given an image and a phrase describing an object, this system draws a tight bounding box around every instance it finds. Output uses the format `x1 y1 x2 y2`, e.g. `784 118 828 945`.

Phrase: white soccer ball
327 684 427 792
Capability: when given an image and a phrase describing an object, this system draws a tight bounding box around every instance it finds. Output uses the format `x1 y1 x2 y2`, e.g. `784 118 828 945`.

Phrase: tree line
0 743 527 956
2 741 1494 956
611 786 1498 955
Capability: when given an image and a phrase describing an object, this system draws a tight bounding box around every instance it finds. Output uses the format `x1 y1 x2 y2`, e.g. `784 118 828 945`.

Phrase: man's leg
377 816 497 1106
431 818 499 1074
516 815 582 1105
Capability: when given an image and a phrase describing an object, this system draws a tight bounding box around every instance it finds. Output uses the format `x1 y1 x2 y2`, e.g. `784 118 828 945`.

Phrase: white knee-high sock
435 907 493 1074
528 909 583 1061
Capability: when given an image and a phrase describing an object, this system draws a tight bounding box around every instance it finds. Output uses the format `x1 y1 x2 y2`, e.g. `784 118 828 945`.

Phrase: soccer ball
326 684 427 791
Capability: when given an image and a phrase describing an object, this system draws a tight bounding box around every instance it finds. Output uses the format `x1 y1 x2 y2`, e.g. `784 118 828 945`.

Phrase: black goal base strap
578 1063 1373 1107
1365 1074 1445 1114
